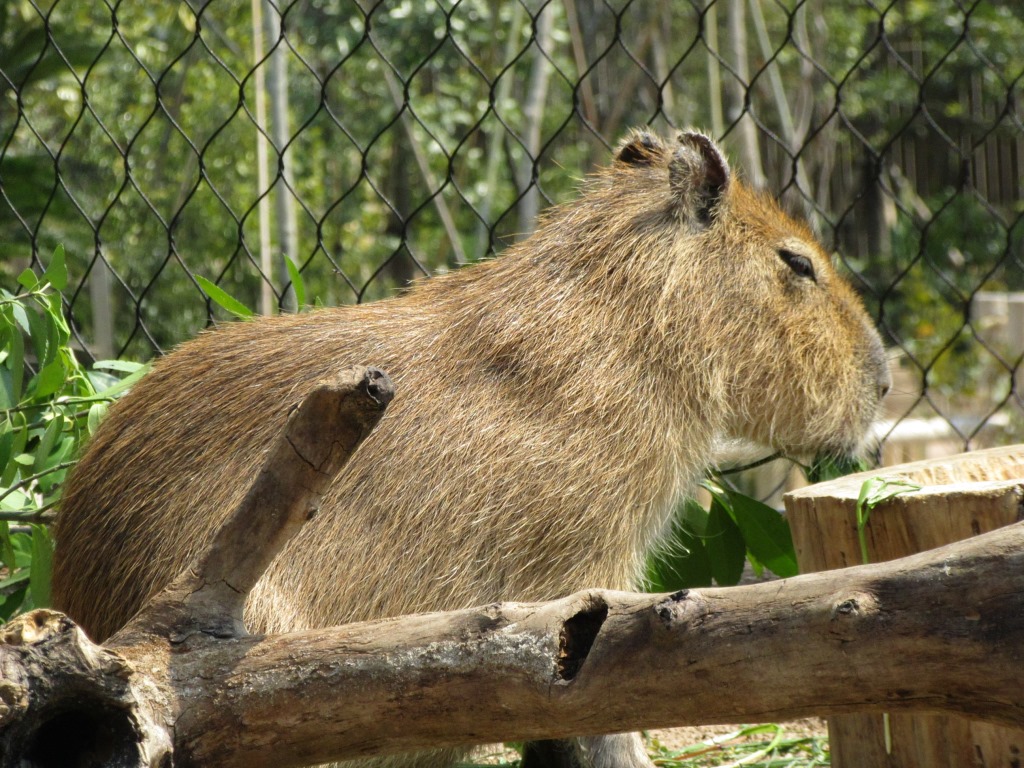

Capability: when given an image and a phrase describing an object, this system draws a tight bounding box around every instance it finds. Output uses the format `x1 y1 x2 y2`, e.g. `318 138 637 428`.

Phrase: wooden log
3 519 1024 767
785 445 1024 768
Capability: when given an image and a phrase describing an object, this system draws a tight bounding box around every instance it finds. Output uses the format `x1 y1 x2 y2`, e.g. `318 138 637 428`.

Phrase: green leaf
92 359 146 373
0 569 30 593
0 521 16 572
0 585 28 621
2 414 28 487
24 307 45 366
92 362 151 400
0 369 10 410
45 291 70 343
746 550 765 579
195 276 254 319
805 454 869 484
42 244 67 290
87 402 108 435
37 436 74 491
856 477 883 525
717 486 799 579
0 419 13 476
29 525 53 609
32 413 65 475
645 527 712 591
59 350 87 395
10 529 32 566
30 357 66 400
284 255 306 309
705 496 746 586
85 368 118 393
0 489 31 512
644 499 713 591
855 477 920 517
0 586 28 621
854 477 921 564
10 303 30 335
26 301 53 366
677 496 709 536
16 268 38 291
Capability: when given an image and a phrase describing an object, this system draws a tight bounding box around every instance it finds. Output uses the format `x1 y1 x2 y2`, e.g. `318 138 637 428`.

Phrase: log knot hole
655 590 690 627
834 599 860 616
557 598 608 681
830 592 878 620
22 697 141 768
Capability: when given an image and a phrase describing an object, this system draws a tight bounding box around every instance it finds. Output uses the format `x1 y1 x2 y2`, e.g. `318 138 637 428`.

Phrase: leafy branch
0 246 147 621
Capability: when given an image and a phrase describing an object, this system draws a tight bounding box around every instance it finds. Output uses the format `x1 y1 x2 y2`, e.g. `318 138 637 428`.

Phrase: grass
648 725 829 767
460 725 829 768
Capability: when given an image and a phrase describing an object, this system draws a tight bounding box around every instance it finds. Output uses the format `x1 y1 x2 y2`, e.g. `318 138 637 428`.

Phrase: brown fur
53 131 888 766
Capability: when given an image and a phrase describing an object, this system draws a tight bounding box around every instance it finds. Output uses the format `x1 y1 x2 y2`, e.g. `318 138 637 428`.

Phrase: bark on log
1 375 1023 767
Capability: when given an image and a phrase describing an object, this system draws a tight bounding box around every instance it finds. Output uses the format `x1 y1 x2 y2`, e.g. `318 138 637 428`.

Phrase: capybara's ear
669 131 731 225
614 130 665 167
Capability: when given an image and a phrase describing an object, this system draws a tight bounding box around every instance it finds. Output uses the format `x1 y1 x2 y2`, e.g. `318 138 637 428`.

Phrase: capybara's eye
778 249 816 281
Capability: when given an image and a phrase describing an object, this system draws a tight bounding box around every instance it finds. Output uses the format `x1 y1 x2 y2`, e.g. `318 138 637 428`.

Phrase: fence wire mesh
2 0 1023 470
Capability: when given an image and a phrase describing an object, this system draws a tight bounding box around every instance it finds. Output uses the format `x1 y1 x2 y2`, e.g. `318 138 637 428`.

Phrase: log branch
173 520 1024 766
0 366 393 768
3 520 1023 767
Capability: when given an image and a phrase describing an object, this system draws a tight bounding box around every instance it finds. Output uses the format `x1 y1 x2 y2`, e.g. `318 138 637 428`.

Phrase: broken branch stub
194 367 394 605
113 365 394 644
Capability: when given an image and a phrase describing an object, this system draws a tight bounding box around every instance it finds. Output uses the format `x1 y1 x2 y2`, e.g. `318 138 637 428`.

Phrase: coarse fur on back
53 130 889 767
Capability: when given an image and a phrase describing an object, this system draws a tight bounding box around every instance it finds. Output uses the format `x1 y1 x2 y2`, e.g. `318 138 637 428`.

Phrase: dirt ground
648 718 827 752
470 719 828 763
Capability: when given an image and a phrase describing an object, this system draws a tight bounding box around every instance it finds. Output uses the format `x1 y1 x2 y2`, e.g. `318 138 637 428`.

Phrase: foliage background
0 248 146 618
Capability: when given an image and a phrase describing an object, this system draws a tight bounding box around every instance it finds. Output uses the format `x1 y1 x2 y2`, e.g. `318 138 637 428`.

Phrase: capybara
54 130 890 768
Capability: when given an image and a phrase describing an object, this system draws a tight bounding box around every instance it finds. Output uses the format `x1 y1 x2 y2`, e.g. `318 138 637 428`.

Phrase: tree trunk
516 5 554 236
703 0 724 138
87 253 115 359
263 0 298 312
251 0 274 316
725 0 764 187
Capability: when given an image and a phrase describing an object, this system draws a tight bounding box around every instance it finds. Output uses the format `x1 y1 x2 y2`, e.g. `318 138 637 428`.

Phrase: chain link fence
2 0 1023 474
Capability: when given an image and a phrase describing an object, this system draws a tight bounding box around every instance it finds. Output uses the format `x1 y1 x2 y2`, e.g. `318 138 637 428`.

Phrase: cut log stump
785 445 1024 768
